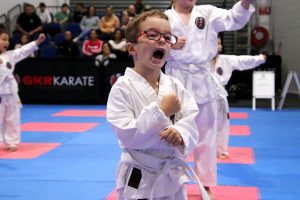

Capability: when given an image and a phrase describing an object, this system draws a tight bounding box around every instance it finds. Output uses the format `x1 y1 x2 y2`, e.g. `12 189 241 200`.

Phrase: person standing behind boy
106 10 201 199
0 31 45 151
212 35 266 159
164 0 254 199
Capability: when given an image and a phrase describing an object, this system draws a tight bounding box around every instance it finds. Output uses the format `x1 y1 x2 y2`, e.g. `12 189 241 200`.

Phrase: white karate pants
0 94 21 147
193 100 218 186
216 98 230 156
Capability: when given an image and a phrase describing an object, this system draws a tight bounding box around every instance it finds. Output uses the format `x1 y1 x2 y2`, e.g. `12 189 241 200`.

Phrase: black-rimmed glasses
137 30 178 45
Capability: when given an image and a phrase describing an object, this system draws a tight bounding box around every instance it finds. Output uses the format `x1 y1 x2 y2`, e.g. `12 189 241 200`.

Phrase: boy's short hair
0 28 8 35
125 10 168 43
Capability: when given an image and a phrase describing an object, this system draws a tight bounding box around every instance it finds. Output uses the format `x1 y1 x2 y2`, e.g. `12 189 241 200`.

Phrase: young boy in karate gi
0 30 45 151
164 0 254 199
106 10 202 200
212 35 266 159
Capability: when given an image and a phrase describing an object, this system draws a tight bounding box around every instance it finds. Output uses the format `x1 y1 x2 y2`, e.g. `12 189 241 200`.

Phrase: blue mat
0 105 299 200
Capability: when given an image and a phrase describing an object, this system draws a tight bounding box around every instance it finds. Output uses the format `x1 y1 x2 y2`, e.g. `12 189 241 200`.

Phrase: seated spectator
14 34 35 57
36 2 52 24
82 29 103 58
54 3 70 26
127 4 137 19
95 42 116 67
99 6 120 41
108 28 126 53
15 3 43 38
74 5 99 42
134 0 145 14
58 31 79 58
143 5 152 12
72 3 86 23
120 11 129 33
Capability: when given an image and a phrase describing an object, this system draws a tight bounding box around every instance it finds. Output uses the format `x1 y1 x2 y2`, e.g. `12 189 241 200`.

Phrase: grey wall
272 0 300 92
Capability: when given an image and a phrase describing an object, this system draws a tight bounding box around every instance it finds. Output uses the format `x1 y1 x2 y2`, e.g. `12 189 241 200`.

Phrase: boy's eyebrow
144 28 172 34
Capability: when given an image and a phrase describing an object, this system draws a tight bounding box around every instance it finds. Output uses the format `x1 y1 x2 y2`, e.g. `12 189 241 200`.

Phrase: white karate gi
107 68 200 199
165 1 255 186
212 54 266 156
0 41 38 148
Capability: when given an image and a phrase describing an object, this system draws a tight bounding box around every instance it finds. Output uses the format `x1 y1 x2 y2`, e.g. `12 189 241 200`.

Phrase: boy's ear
127 42 137 57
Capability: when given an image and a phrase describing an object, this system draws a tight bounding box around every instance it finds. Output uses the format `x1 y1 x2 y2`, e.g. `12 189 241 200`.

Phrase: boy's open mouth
153 49 165 60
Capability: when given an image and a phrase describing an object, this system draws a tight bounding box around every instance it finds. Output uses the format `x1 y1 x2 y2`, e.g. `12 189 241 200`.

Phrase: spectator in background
127 4 136 19
36 2 52 24
120 11 130 33
14 34 35 57
95 42 116 67
108 28 126 53
54 3 70 26
73 5 99 43
58 30 79 58
134 0 145 14
99 6 120 41
72 3 86 23
82 29 103 58
143 5 152 12
15 3 43 38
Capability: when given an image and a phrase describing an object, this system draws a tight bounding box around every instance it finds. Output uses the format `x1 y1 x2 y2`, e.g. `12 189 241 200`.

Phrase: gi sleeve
10 41 38 64
227 54 266 71
210 1 255 32
107 81 171 149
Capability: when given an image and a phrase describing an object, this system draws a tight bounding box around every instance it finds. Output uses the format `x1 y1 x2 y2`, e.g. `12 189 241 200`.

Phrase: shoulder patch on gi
195 17 205 29
216 67 223 75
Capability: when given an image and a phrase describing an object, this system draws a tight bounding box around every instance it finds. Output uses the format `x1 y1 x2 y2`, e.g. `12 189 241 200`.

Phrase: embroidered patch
195 17 205 29
217 67 223 75
6 62 12 69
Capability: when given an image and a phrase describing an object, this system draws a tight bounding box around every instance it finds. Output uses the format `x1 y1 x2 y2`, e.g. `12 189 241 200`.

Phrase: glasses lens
145 30 160 40
171 36 177 45
164 34 177 45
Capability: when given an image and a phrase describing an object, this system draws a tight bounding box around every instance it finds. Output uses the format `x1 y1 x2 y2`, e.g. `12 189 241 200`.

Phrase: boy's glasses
138 30 178 45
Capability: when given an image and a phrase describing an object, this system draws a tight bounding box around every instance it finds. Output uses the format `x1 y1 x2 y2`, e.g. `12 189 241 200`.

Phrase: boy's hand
241 0 253 10
160 127 184 146
35 34 46 45
0 59 3 64
172 36 186 49
160 93 181 117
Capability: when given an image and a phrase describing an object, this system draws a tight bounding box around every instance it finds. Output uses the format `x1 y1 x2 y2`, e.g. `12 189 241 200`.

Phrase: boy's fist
35 34 46 45
160 93 181 117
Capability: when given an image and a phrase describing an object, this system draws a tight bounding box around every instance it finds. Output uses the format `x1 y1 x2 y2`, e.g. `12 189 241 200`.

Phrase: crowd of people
5 1 155 62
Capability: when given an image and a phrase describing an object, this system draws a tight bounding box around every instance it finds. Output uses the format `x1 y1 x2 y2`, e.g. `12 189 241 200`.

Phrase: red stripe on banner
186 184 260 200
0 143 61 159
229 112 248 119
187 147 255 164
21 122 99 132
230 125 250 136
106 185 260 200
52 109 106 117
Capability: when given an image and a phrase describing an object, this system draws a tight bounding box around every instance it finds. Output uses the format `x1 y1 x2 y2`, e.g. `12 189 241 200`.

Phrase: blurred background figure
82 29 103 58
58 30 79 58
